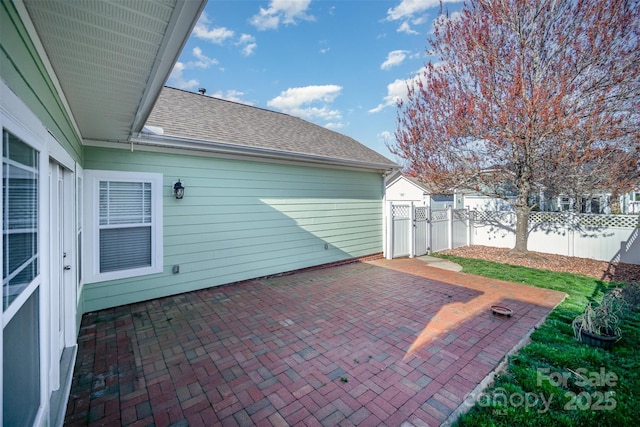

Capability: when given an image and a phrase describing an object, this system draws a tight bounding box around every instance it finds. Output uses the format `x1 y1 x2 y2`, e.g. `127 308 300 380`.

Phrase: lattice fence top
473 211 639 228
453 209 469 221
529 212 639 228
392 204 410 219
414 207 427 221
431 209 449 221
473 210 516 224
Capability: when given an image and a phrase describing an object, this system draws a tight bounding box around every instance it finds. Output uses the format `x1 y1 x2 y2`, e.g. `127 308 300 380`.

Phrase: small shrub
573 289 625 339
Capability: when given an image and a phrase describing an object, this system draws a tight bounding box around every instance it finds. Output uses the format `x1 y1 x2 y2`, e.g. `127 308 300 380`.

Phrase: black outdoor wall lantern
173 180 185 199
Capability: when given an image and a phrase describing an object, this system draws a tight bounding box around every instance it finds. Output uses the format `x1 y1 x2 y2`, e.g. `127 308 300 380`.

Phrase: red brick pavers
65 258 566 426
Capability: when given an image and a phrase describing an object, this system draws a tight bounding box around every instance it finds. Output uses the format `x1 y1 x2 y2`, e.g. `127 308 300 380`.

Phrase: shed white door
391 204 411 257
414 206 428 257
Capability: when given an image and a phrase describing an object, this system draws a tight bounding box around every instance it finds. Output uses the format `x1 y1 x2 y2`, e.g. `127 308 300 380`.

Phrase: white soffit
22 0 204 142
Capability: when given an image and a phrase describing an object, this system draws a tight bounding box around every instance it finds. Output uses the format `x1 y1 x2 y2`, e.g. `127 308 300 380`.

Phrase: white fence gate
415 206 429 256
391 204 411 257
387 204 469 259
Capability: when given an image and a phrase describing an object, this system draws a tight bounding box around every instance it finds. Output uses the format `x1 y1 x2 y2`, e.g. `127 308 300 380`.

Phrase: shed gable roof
386 173 430 192
144 87 397 170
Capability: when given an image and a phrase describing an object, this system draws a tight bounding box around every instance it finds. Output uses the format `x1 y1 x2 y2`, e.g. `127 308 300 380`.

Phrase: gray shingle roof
144 86 397 169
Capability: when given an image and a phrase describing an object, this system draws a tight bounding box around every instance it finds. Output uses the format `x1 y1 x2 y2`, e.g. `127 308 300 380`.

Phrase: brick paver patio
64 257 565 426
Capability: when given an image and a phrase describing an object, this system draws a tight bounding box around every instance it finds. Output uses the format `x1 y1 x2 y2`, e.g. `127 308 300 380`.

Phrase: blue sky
168 0 463 162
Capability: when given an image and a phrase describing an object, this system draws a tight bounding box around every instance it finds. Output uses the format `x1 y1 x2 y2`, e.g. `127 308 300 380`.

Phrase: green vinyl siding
82 146 385 311
0 1 82 161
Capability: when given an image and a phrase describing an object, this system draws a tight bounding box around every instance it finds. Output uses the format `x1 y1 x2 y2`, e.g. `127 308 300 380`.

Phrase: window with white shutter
84 171 163 283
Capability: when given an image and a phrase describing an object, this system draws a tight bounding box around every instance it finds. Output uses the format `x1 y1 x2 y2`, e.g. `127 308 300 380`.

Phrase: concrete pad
418 255 463 272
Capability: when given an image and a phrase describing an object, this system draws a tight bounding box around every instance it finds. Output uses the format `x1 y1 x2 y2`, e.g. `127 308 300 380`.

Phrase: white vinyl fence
471 211 640 264
386 204 640 265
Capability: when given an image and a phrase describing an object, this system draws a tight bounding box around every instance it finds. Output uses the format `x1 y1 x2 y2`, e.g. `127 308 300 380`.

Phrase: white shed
385 174 453 209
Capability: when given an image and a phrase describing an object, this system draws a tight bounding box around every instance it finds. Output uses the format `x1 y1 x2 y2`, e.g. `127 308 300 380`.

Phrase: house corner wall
82 146 386 312
1 4 84 425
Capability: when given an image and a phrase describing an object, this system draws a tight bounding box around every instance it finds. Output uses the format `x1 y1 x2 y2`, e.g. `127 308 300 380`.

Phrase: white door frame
48 159 75 391
47 129 77 395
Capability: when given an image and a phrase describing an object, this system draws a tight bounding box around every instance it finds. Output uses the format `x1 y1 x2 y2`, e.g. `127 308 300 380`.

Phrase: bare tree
391 0 640 254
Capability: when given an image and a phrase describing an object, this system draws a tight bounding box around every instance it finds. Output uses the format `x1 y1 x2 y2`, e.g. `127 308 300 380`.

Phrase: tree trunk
512 204 530 255
512 172 531 255
609 192 621 214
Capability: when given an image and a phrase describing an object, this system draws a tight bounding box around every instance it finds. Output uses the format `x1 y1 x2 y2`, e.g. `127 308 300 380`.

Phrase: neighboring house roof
141 87 398 171
21 0 205 142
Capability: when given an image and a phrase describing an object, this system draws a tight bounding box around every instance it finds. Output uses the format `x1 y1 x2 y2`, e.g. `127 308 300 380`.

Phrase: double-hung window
2 129 39 311
559 196 571 212
84 171 163 283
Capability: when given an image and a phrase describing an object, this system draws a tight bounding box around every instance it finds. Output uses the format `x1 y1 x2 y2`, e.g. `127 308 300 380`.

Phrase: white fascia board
124 134 399 173
385 174 405 188
131 0 207 135
387 175 429 194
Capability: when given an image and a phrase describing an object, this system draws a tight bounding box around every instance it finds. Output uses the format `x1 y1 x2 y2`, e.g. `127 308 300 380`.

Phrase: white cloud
168 62 199 90
325 121 344 130
237 34 257 56
397 21 419 35
193 12 234 44
368 78 407 113
242 43 257 56
251 0 315 31
412 16 428 25
192 47 218 68
369 67 427 113
319 40 330 54
387 0 462 33
211 90 254 105
268 85 341 109
267 85 343 124
369 63 444 113
167 47 221 90
381 50 408 70
238 34 255 44
387 0 449 21
293 106 342 122
378 130 393 142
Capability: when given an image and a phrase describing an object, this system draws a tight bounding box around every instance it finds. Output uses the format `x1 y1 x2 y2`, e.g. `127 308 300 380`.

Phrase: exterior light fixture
173 180 185 199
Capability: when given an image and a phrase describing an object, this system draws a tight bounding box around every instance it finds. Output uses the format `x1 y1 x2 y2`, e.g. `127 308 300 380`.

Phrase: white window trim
1 81 48 326
2 78 52 427
76 163 84 298
83 170 163 284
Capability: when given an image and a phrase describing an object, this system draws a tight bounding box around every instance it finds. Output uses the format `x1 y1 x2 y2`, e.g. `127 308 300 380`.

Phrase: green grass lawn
436 255 640 427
